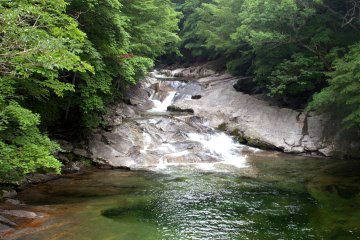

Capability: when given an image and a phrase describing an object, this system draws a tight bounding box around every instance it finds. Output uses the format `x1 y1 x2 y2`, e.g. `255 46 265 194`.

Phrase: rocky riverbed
86 64 359 170
1 64 359 239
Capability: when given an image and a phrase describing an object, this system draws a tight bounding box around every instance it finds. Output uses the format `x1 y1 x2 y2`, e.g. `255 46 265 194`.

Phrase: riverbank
1 65 359 239
163 64 360 158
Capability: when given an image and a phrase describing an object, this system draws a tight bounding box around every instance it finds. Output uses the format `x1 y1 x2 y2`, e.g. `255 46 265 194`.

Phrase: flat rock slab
1 210 39 219
0 215 17 227
0 223 12 233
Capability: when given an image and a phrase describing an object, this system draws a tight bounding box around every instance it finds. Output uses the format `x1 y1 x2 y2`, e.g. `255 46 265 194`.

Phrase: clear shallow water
11 73 360 239
16 154 360 240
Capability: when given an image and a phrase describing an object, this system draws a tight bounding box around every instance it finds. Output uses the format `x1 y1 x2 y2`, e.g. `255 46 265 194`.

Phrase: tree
0 0 91 182
64 0 180 127
308 42 360 129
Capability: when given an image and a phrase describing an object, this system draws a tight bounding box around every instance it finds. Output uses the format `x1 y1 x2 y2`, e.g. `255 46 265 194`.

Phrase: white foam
149 91 177 112
140 133 152 153
150 70 174 79
187 132 247 169
155 151 191 170
156 143 176 153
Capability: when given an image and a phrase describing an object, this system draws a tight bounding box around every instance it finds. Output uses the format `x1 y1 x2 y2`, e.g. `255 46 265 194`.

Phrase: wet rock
89 126 141 168
5 199 21 205
2 190 17 199
56 152 70 163
0 223 12 233
1 210 38 219
172 66 216 78
167 106 194 114
73 148 89 158
24 173 60 186
0 215 17 227
159 69 173 77
170 67 338 156
62 161 84 174
56 140 74 152
191 95 202 100
233 77 265 94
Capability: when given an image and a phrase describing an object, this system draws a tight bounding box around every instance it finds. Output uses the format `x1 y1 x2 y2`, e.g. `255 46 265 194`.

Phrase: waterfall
187 132 247 169
148 91 177 112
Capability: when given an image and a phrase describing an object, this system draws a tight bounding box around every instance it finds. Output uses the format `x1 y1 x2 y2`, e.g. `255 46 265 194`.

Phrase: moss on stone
230 129 248 144
217 123 228 132
228 128 278 150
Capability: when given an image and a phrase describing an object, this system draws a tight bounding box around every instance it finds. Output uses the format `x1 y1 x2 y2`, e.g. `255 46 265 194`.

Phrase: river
8 71 360 240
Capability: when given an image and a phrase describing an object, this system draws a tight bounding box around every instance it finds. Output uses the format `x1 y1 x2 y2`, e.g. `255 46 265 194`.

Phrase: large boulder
171 65 216 78
169 70 341 156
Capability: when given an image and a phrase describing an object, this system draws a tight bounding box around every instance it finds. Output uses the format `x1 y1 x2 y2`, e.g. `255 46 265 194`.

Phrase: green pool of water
17 153 360 240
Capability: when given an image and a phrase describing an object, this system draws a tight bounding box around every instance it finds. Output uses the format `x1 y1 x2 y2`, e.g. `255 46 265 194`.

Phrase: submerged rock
4 199 21 206
0 215 17 227
1 210 38 219
0 223 12 233
2 190 17 199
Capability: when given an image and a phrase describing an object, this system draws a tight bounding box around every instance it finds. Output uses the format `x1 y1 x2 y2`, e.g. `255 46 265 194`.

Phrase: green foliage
308 42 360 128
268 53 326 105
0 90 62 182
0 0 91 182
0 0 180 182
64 0 180 127
177 0 360 126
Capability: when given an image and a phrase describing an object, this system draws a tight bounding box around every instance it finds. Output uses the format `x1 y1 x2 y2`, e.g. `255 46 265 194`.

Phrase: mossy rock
230 129 248 144
229 128 278 150
217 123 228 132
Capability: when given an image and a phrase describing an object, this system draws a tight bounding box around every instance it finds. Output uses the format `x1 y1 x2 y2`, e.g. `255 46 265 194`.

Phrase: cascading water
142 71 249 171
148 91 177 113
149 69 174 79
187 132 247 169
12 69 360 240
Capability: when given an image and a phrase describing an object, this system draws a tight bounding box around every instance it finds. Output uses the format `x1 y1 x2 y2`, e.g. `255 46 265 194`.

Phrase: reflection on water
15 154 360 240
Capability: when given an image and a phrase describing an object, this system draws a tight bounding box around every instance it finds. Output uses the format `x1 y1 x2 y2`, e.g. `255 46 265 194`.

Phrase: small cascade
140 132 152 153
150 70 174 79
137 70 250 172
187 132 247 169
148 91 177 112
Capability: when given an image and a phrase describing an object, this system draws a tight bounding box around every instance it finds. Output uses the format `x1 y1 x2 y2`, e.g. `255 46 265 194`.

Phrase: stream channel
8 72 360 240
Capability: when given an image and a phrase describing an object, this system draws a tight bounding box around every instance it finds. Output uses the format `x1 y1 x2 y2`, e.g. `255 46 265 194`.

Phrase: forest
1 0 360 182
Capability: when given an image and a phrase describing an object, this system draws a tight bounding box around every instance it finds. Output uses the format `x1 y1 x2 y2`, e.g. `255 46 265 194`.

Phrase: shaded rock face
233 77 265 95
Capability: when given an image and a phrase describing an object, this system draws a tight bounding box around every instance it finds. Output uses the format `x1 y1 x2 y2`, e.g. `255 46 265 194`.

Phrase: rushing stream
9 72 360 240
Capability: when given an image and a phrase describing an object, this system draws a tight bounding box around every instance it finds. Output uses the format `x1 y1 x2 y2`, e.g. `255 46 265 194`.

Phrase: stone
191 95 202 100
169 66 338 156
233 77 264 94
56 140 74 152
73 148 89 158
5 199 21 205
167 106 194 114
24 173 60 185
85 63 357 169
0 223 12 233
159 69 173 77
0 215 17 227
2 210 38 219
56 153 70 163
62 161 84 174
171 65 216 78
2 190 17 199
